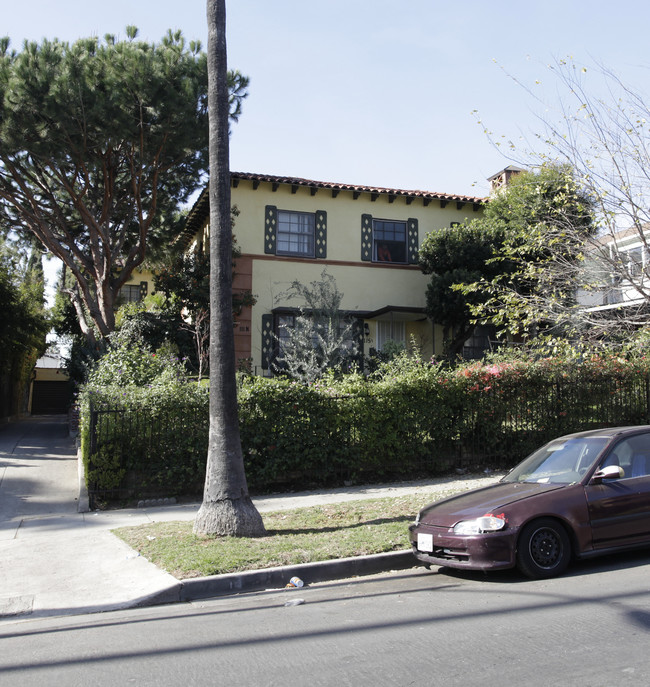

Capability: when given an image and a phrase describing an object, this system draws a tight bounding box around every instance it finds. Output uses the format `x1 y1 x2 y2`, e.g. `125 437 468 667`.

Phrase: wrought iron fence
85 374 650 507
87 400 209 507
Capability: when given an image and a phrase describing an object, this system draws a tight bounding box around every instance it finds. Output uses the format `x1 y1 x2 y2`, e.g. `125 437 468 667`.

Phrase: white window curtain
376 321 405 351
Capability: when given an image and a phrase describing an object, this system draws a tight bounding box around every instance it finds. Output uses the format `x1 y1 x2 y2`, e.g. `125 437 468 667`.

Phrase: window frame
627 246 645 278
118 284 143 304
599 434 650 480
376 320 406 351
265 205 327 259
275 313 296 355
263 310 362 373
276 209 316 258
372 218 408 264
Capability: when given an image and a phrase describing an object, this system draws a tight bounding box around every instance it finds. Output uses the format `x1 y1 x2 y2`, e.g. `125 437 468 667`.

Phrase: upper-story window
277 210 315 257
361 214 418 264
628 247 644 278
373 220 407 263
265 205 327 258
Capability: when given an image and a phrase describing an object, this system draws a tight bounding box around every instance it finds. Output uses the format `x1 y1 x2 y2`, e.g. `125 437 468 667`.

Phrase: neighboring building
183 172 487 374
579 225 650 314
28 352 72 414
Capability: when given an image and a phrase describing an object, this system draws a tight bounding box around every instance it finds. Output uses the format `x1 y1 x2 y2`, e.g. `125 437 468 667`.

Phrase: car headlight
453 516 506 535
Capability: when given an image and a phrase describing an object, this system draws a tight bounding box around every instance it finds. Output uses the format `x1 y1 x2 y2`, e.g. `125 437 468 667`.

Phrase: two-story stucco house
182 172 487 374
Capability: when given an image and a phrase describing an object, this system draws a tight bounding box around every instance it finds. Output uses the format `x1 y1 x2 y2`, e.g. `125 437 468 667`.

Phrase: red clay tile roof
182 172 487 244
231 172 487 204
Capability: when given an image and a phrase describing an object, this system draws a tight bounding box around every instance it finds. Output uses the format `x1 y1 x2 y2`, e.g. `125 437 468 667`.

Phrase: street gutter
138 550 419 608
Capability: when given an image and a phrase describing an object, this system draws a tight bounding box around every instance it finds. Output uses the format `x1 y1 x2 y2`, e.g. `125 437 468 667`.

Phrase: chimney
487 166 525 194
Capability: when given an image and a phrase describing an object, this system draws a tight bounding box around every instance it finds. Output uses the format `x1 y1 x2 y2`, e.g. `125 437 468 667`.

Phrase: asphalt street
1 552 650 686
2 416 650 685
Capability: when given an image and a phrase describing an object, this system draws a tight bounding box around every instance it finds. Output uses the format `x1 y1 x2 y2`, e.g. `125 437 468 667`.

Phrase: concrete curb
138 550 418 608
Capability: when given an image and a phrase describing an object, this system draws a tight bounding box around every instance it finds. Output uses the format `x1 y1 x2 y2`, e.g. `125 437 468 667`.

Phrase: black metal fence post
89 400 97 456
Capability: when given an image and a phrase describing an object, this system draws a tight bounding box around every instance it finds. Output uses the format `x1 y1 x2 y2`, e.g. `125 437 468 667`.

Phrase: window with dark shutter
362 215 419 265
264 205 277 254
261 314 274 370
407 218 419 264
265 206 326 259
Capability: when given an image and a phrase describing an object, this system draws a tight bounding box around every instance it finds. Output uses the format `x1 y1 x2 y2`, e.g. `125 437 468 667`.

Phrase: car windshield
503 437 609 484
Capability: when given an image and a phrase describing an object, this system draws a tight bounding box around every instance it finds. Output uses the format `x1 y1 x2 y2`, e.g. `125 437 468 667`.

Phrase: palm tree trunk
193 0 265 537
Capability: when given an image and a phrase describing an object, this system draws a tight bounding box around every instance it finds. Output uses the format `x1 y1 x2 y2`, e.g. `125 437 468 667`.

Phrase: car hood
417 482 566 527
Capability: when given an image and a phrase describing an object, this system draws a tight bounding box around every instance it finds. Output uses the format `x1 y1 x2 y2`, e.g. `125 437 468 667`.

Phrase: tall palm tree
193 0 266 536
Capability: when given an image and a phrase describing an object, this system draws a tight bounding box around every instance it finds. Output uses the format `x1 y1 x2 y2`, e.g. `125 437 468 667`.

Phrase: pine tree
0 29 248 344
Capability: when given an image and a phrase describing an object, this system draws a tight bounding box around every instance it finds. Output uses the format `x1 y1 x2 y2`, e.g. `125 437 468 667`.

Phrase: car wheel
516 518 571 579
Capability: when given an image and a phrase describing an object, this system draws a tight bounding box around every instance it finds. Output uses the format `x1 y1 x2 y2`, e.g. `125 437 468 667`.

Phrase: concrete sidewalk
0 416 500 621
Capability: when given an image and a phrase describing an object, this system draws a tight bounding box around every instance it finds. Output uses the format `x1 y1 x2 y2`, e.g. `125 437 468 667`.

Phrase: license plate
417 532 434 553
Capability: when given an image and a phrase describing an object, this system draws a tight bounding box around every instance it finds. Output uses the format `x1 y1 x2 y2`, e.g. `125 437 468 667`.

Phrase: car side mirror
592 465 624 483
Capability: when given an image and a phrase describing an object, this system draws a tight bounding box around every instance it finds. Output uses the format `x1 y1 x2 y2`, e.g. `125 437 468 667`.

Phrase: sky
4 0 650 299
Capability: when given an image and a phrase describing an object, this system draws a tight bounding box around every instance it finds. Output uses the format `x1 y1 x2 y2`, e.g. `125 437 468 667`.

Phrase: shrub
85 340 188 389
80 343 650 505
80 339 203 501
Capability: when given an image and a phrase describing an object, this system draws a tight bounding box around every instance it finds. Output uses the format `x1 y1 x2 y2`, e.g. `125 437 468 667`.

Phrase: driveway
0 416 181 618
0 415 79 521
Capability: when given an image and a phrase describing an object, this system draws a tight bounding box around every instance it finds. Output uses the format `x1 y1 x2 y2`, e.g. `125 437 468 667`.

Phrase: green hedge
80 352 650 505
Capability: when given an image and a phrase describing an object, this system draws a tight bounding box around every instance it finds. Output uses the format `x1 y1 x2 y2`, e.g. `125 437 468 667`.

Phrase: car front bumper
408 523 518 572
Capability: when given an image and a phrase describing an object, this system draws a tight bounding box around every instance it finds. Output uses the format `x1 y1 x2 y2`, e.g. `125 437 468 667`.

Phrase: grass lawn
113 486 471 580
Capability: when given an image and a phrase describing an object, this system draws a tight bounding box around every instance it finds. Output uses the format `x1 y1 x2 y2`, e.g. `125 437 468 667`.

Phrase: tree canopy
0 237 49 417
419 221 509 358
480 60 650 340
464 165 595 338
0 28 248 344
420 165 596 355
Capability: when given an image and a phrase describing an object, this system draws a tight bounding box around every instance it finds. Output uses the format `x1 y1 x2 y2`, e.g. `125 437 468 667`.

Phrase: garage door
31 381 73 414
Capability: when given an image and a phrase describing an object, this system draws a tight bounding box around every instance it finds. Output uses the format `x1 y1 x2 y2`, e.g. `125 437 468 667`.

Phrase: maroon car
409 426 650 579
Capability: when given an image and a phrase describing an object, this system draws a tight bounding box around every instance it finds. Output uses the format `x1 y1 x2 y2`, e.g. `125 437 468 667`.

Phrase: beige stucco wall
119 266 156 301
34 367 69 382
249 260 427 313
248 259 431 359
193 177 484 370
232 182 479 259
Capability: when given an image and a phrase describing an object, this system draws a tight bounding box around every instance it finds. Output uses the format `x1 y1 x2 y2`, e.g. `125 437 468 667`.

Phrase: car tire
516 518 571 579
